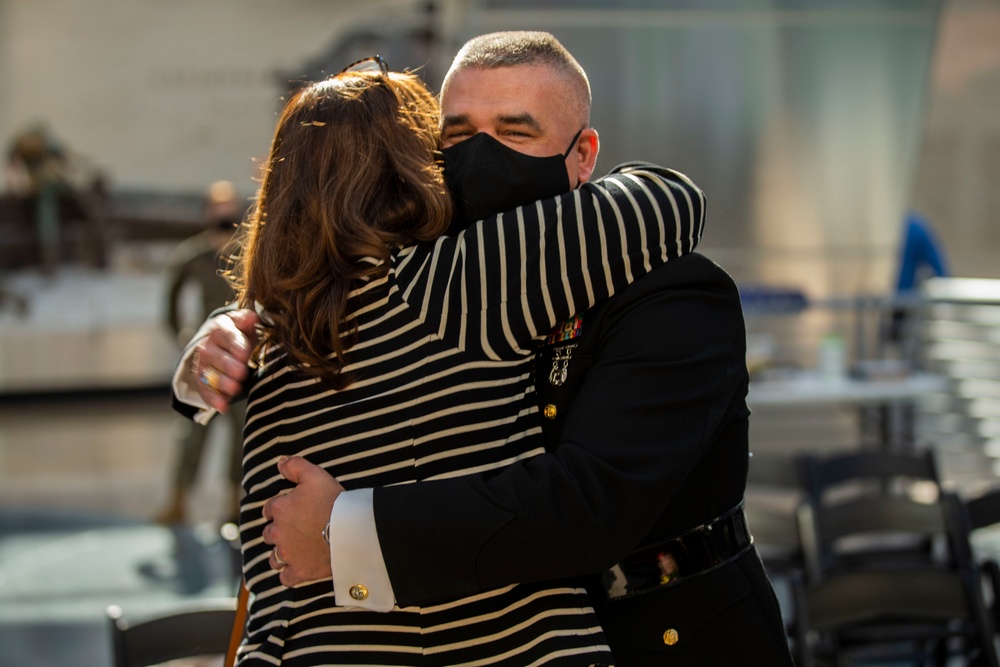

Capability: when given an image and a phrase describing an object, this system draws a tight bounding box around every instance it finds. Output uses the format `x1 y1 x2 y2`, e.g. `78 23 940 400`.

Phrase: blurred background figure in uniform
155 179 246 524
6 123 75 275
3 121 109 274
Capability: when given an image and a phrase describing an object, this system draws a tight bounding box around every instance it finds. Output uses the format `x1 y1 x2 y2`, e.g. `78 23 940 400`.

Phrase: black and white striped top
237 164 705 666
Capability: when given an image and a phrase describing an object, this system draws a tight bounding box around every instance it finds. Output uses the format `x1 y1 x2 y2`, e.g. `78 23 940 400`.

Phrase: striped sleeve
395 163 705 360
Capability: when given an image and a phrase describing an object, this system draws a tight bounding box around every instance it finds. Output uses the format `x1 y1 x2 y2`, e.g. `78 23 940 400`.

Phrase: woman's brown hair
230 69 452 389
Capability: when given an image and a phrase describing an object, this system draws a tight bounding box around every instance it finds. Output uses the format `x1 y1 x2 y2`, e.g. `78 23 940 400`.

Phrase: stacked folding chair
791 449 998 666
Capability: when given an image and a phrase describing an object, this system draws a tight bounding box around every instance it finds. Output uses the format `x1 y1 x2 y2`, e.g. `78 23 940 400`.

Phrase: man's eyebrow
497 113 543 133
441 114 470 130
440 112 544 133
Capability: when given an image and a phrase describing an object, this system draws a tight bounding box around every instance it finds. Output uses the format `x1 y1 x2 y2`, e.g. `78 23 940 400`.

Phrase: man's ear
574 128 600 185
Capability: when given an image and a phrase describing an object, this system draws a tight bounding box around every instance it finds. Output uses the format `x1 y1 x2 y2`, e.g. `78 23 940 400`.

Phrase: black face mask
441 129 583 233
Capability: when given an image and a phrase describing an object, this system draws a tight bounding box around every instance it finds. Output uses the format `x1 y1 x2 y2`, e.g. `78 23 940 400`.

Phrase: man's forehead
441 65 564 110
441 89 531 117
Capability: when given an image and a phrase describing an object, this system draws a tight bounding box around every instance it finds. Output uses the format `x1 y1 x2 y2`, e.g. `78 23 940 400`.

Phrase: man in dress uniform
176 31 793 666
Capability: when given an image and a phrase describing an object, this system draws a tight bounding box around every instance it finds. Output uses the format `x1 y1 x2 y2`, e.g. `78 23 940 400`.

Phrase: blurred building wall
0 0 429 195
909 0 1000 280
2 0 996 293
460 0 943 297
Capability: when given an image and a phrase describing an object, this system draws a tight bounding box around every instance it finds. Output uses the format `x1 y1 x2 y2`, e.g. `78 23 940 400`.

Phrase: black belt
600 504 753 601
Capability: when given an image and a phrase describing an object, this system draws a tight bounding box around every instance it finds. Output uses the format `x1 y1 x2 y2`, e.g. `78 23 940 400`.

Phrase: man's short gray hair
445 31 592 125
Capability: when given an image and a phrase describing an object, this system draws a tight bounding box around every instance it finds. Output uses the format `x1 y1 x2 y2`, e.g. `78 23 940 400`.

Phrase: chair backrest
106 599 236 667
796 449 946 580
965 485 1000 532
799 449 940 504
797 493 948 581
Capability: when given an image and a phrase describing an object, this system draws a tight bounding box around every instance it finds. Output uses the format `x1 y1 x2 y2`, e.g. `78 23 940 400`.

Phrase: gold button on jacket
349 584 369 601
663 628 679 646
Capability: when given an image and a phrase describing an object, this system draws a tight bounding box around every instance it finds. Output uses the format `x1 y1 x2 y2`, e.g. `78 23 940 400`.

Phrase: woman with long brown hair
229 60 704 666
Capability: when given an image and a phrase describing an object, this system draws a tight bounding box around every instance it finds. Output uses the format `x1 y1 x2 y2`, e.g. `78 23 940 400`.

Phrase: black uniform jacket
172 254 793 665
376 253 794 666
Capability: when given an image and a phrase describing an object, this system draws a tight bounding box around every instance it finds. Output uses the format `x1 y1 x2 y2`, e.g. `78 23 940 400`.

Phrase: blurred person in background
4 122 109 272
889 210 951 344
5 123 75 274
155 180 245 525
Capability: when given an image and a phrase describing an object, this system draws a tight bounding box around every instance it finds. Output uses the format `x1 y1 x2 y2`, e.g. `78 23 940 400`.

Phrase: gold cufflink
663 628 679 646
543 404 557 419
350 584 369 601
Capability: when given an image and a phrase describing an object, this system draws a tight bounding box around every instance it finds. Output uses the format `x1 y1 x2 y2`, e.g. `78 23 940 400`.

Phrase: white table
747 372 948 407
747 371 949 451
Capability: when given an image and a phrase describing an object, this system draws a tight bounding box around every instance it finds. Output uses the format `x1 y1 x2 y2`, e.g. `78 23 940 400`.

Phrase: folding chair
795 452 997 667
959 485 1000 634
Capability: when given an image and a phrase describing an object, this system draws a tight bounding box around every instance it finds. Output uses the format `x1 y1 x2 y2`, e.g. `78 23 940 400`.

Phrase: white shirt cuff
329 488 396 612
171 341 218 426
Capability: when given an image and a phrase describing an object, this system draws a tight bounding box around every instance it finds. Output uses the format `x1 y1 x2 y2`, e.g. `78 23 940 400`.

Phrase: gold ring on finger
200 366 222 394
